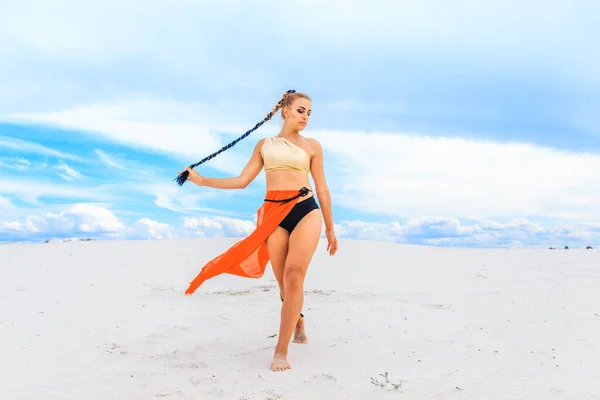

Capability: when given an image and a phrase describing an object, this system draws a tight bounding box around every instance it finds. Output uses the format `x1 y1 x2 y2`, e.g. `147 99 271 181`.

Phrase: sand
1 238 599 399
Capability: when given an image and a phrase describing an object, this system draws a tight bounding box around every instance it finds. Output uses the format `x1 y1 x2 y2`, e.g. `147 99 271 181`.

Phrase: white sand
1 238 599 399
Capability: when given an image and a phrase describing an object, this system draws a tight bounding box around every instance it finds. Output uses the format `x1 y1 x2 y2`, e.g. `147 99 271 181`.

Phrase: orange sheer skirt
184 188 310 295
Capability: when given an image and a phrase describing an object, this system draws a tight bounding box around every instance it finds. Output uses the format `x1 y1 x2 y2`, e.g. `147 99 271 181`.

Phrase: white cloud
0 195 15 211
55 161 83 181
332 220 403 242
315 130 600 222
0 203 125 237
50 203 125 233
0 200 254 242
0 156 32 172
15 157 30 168
334 217 599 248
0 136 83 162
0 178 124 205
129 180 250 217
1 218 40 233
132 217 173 240
0 202 179 241
94 149 124 170
183 216 255 238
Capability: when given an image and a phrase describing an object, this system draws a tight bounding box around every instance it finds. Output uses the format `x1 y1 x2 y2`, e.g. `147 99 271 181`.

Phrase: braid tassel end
174 170 190 186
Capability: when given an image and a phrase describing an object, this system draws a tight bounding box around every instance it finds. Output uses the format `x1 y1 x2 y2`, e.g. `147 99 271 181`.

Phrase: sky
1 0 599 248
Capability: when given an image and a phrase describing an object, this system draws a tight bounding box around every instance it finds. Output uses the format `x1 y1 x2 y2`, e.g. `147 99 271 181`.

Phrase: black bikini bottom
278 195 320 233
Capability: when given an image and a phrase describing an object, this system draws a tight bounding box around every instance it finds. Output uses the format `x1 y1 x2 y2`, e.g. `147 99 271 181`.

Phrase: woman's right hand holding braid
180 167 204 186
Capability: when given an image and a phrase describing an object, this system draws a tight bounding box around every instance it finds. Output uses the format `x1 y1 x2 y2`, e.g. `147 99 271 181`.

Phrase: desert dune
1 238 598 399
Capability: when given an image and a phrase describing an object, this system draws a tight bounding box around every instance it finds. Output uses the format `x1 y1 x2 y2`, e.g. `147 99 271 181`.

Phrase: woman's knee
283 265 306 291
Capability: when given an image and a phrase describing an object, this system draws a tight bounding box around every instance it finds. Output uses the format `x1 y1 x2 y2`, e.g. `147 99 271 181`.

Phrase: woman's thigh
285 209 322 274
266 227 289 291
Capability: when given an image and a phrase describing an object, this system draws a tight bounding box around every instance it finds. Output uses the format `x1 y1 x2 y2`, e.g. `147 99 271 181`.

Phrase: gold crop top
261 137 310 174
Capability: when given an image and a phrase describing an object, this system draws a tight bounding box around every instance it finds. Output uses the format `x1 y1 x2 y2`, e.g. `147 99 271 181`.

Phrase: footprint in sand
146 352 210 375
147 350 180 361
343 290 377 300
174 361 208 370
155 390 182 398
310 289 336 296
215 285 277 296
424 304 452 310
144 284 177 294
261 389 283 400
212 289 251 296
316 373 337 382
253 284 276 292
99 342 128 355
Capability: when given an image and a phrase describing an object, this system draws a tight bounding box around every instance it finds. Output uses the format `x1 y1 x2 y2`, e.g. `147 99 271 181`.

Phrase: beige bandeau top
260 136 310 174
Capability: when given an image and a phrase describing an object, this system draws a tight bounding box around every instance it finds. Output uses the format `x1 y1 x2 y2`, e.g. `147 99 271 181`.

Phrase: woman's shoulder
254 137 267 154
304 137 323 154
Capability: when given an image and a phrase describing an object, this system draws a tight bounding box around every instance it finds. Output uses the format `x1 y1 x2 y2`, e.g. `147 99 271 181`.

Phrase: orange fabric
184 189 304 295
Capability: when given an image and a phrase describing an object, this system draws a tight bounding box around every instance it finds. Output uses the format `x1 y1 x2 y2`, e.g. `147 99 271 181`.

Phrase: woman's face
284 98 312 131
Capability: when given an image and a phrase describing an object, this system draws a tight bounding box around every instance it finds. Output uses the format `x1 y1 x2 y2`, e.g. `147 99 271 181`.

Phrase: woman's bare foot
293 317 308 344
270 354 291 372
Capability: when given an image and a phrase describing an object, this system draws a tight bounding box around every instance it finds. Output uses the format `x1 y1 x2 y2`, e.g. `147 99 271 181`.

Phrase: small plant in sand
370 372 402 391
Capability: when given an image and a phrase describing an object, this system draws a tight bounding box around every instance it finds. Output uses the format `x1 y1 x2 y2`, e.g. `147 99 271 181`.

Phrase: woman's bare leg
271 209 322 372
266 226 307 343
265 226 289 297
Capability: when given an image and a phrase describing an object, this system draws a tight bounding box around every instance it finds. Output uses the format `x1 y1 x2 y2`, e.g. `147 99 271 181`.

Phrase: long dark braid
174 89 296 186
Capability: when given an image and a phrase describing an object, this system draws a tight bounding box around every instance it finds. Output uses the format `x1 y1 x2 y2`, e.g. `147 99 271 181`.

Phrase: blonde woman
177 90 338 372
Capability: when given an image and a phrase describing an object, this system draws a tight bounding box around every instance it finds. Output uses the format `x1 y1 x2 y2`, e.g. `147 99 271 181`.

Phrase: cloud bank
2 203 598 248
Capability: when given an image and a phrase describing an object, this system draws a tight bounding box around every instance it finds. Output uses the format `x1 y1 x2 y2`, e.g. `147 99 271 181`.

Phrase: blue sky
1 0 599 248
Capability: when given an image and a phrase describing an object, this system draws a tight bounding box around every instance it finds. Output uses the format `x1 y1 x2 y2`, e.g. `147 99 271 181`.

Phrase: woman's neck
278 125 300 139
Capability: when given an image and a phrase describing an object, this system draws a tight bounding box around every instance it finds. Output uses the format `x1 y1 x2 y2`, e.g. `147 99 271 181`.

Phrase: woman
178 90 338 372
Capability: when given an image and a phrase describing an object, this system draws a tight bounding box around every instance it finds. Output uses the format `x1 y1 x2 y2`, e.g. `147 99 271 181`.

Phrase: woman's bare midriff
265 170 314 202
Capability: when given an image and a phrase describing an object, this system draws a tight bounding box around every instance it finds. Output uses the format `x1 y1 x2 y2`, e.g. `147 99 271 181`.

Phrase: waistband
264 186 312 204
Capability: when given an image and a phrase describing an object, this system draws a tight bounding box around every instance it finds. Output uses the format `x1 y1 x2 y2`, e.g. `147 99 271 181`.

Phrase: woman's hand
180 167 204 186
326 229 338 256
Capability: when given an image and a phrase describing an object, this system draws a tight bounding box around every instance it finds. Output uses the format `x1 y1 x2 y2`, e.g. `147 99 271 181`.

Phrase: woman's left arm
309 139 338 256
